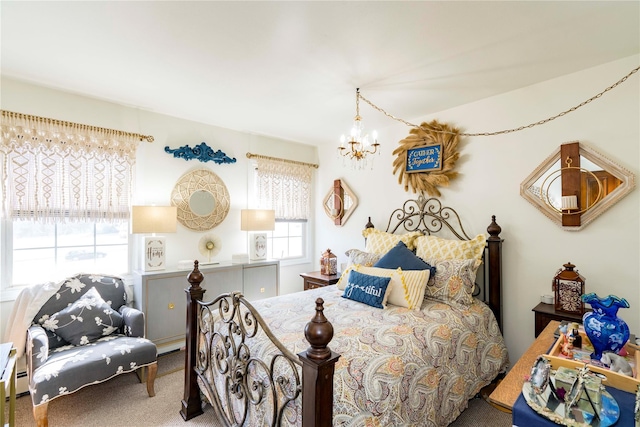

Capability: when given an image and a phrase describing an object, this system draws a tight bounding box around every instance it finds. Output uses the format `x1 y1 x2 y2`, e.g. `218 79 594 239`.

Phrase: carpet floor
7 350 512 426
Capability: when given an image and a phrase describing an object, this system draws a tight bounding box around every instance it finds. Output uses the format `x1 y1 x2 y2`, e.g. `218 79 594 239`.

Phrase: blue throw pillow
342 270 391 309
374 241 436 276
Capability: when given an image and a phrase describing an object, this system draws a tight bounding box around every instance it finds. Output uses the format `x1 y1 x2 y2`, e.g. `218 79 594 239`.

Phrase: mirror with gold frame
171 168 230 231
520 141 635 230
323 179 358 226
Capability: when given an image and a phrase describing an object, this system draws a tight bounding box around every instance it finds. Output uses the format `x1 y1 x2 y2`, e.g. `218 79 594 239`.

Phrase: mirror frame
520 141 636 230
171 168 230 231
323 179 358 226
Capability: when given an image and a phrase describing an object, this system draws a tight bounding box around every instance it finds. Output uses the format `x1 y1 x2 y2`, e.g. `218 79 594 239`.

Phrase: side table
532 302 588 337
1 342 16 427
487 320 559 412
300 271 339 291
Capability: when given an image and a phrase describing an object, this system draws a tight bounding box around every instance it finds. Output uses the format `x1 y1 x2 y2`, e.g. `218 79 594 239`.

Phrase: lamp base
249 233 267 261
142 236 166 271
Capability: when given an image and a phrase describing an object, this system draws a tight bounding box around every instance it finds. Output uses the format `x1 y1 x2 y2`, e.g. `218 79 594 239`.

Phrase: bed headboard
366 196 503 330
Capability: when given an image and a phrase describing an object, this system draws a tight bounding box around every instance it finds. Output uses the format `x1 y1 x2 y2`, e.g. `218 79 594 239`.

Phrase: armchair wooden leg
146 361 157 397
33 402 48 427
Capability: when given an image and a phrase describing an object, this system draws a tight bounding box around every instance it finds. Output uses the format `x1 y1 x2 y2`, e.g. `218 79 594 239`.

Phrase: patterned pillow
374 241 436 276
344 249 382 268
41 287 124 346
415 233 486 266
338 265 430 310
425 258 478 307
362 228 423 254
342 270 392 309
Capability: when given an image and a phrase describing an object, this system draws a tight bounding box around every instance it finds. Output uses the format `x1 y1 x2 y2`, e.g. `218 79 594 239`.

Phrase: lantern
553 262 585 315
320 249 337 276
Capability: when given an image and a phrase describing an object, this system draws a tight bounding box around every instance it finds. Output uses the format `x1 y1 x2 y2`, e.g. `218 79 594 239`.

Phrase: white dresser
132 260 279 354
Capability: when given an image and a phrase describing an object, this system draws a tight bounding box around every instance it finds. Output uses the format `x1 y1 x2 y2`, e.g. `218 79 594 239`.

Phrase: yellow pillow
337 265 430 310
414 233 486 265
361 229 423 254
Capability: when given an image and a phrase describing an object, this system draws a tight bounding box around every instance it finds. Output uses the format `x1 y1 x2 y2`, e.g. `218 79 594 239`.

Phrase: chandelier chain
357 65 639 137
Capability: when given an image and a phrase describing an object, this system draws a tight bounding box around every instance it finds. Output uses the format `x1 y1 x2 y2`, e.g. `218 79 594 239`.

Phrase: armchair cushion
29 334 157 406
42 287 124 346
34 274 129 350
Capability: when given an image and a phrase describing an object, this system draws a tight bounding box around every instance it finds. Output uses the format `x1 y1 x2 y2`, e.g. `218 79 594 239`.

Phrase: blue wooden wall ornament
164 142 237 164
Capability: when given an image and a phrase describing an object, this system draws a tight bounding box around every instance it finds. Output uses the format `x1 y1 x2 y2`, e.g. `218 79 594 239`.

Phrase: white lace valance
256 157 313 221
0 111 144 222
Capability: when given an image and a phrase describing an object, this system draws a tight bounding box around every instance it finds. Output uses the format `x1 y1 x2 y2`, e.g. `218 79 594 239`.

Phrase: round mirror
171 169 230 231
189 190 216 216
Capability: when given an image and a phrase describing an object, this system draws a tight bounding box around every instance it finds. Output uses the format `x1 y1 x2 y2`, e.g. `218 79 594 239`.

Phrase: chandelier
338 88 380 169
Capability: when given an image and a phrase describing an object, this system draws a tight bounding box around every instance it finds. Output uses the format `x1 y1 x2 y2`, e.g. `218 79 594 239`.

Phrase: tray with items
546 323 640 393
523 355 621 426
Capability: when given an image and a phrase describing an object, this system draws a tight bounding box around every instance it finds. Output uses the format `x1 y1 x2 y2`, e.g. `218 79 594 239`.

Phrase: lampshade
132 206 178 233
240 209 275 231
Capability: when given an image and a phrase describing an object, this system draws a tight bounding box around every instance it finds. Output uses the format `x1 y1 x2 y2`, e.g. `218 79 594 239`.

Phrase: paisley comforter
197 285 508 427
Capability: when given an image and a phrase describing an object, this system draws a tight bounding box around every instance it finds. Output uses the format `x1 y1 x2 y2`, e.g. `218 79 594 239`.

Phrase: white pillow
337 265 430 310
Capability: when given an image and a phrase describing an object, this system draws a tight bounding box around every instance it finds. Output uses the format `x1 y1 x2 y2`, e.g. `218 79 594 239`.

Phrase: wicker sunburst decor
392 120 461 197
171 168 230 231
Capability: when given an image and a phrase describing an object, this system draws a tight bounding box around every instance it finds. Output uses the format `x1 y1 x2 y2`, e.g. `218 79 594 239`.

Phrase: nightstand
300 271 339 290
532 302 589 337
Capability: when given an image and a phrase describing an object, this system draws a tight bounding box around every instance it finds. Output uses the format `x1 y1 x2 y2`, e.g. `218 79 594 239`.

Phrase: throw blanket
4 280 64 357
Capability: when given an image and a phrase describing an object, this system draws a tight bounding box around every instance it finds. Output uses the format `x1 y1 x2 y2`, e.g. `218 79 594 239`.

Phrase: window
269 220 305 260
9 220 128 288
1 111 141 299
252 155 314 264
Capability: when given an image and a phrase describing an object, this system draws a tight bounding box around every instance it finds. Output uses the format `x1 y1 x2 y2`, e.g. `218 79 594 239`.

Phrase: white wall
315 55 640 363
0 78 317 337
2 55 638 367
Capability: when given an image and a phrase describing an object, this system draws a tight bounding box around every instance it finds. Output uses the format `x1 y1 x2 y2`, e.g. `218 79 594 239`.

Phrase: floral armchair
26 274 157 427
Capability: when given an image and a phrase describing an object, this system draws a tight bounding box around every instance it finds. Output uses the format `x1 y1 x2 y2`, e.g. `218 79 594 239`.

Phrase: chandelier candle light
338 88 380 169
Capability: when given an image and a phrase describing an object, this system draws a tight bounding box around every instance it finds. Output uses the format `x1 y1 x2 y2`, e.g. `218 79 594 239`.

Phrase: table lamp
240 209 275 261
132 206 177 271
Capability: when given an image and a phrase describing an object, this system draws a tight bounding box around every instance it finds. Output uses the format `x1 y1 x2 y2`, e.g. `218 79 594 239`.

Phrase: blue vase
581 293 630 361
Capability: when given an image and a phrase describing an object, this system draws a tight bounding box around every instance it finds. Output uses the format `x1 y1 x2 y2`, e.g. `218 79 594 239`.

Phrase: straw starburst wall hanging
392 120 461 197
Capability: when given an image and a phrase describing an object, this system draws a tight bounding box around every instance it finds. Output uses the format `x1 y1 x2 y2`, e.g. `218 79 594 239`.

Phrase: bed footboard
180 261 339 427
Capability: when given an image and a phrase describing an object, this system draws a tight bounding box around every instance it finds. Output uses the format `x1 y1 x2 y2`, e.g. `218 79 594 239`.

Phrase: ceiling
2 1 639 147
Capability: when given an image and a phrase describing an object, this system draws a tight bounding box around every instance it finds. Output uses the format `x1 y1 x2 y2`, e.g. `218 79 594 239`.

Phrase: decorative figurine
560 332 575 358
601 351 633 377
569 322 582 348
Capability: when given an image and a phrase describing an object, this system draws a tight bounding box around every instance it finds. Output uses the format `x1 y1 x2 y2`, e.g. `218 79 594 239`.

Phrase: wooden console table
487 320 559 412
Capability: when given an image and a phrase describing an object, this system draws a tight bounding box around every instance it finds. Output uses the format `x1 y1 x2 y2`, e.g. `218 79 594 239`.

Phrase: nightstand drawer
300 271 339 291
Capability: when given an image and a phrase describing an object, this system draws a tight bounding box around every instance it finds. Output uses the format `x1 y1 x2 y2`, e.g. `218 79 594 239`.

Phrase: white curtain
0 112 140 222
256 157 313 220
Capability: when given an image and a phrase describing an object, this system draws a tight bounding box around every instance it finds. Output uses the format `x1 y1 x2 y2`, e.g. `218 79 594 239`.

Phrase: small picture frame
405 143 443 173
143 236 166 271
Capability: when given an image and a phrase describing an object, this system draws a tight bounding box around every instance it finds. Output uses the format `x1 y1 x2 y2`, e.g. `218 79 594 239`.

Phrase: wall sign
405 144 442 173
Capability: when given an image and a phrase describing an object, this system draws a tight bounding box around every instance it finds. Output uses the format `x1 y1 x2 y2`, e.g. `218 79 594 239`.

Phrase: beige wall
2 55 639 367
314 55 639 363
